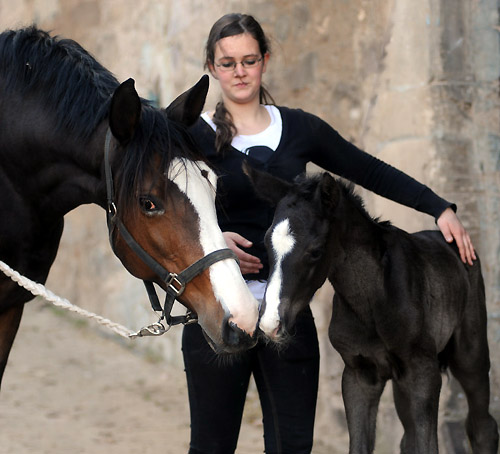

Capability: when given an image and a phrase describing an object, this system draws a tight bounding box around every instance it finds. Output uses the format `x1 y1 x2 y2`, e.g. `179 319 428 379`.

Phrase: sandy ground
0 301 340 454
0 301 268 454
1 300 497 454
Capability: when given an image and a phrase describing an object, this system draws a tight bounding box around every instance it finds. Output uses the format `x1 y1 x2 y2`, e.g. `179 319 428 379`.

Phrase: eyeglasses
214 57 263 72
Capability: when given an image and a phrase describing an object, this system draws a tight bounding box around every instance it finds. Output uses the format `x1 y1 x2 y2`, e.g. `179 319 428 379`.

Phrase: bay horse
245 165 499 453
0 25 260 390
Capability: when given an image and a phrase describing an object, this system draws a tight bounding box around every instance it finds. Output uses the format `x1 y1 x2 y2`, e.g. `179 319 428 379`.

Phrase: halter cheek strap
104 128 238 336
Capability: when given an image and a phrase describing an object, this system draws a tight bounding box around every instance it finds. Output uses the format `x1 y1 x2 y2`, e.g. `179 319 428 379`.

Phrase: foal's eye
307 248 322 262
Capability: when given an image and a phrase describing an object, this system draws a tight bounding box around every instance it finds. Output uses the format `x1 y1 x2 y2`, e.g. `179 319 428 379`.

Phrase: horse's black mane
0 26 119 140
0 26 204 211
293 173 392 228
116 107 204 212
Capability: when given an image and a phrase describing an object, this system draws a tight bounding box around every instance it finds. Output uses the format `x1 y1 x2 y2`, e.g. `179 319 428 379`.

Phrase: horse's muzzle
221 318 258 352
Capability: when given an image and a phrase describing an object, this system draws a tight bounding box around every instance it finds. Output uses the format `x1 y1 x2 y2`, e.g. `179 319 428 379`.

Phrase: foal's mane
294 173 392 228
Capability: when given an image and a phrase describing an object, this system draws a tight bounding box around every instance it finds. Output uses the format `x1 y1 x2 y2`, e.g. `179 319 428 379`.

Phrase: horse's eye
139 196 163 215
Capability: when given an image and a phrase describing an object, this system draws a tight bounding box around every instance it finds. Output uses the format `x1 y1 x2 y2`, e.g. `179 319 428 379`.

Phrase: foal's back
392 229 477 349
331 226 482 363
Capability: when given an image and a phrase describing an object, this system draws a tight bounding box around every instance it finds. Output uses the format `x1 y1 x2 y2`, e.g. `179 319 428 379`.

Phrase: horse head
105 77 259 353
245 164 338 340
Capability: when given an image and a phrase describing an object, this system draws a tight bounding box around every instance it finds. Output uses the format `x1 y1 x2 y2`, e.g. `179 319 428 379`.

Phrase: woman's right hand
223 232 263 275
437 207 476 266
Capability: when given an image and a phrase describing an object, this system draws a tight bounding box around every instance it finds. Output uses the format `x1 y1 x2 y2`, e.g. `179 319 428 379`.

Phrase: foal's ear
316 172 340 214
165 75 209 127
109 78 141 144
243 161 291 206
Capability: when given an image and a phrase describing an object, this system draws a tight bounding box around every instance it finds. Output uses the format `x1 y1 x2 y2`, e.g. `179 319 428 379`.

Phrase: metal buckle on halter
107 201 117 218
129 322 170 338
165 273 185 296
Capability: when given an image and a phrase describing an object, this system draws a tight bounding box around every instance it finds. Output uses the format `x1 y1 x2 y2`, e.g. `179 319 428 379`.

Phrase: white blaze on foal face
260 218 295 335
168 158 259 334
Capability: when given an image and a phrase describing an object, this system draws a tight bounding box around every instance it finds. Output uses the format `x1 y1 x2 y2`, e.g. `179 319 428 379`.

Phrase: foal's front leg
342 364 386 454
391 357 442 454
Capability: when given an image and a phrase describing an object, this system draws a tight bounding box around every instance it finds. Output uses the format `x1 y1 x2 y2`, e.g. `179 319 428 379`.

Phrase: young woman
182 13 475 454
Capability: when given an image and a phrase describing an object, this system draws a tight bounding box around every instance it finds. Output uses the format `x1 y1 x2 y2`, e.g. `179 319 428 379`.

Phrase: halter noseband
104 128 238 337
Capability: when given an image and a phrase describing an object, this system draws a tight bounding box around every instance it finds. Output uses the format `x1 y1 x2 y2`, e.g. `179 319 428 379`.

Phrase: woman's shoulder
275 105 303 117
275 105 322 122
275 105 329 134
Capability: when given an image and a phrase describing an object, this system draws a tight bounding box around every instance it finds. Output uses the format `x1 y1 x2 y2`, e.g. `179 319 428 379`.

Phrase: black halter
104 129 237 336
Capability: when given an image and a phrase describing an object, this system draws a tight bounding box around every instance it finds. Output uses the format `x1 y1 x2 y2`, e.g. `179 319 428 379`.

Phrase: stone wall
1 0 499 451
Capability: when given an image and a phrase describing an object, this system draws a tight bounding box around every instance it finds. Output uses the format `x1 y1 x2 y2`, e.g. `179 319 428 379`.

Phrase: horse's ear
165 75 209 127
243 161 291 206
109 78 141 144
316 172 340 214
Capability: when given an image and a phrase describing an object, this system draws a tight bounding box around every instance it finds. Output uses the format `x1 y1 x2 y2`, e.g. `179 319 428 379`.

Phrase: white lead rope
0 259 137 339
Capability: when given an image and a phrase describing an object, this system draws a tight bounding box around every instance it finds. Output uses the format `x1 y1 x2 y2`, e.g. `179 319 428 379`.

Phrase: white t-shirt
201 105 282 154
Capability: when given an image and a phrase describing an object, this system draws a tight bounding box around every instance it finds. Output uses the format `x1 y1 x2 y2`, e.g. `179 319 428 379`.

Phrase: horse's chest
328 296 397 378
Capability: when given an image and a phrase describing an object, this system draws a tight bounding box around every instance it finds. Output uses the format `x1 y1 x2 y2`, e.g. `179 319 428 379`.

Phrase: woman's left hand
436 207 476 266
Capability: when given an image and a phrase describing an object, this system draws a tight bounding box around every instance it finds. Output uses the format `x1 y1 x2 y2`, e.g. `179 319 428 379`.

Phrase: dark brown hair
205 13 274 153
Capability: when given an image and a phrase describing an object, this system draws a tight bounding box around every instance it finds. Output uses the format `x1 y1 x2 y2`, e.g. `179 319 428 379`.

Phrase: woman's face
208 33 269 106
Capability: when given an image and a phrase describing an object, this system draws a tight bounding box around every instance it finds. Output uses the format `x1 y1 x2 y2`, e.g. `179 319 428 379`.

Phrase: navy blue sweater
190 106 453 280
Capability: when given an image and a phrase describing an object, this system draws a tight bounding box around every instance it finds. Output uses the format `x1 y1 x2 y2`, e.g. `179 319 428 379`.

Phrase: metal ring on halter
107 201 117 218
129 322 170 338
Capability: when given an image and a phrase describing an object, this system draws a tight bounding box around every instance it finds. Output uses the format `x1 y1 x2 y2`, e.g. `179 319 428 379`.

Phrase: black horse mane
0 26 119 140
293 173 393 229
0 26 204 211
116 106 204 212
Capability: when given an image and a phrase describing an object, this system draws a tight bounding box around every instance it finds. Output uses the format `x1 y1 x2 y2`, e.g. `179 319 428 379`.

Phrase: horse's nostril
226 321 243 346
222 320 257 350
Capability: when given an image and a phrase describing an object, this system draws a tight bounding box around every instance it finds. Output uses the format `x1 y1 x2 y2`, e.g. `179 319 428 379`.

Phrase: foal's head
245 165 340 339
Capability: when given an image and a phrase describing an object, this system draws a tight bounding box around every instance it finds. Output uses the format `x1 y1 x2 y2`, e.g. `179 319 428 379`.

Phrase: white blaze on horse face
260 218 295 336
168 158 259 335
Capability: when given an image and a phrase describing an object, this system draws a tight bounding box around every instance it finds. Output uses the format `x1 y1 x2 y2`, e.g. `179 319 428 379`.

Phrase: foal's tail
437 345 451 375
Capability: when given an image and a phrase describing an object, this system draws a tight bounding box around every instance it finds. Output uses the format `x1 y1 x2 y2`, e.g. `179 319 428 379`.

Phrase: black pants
182 308 320 454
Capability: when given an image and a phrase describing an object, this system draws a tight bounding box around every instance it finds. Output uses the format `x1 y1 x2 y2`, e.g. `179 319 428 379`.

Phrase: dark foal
0 26 260 392
247 165 498 454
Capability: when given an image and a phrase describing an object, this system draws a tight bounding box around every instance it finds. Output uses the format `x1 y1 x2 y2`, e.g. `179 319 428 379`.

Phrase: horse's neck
48 131 106 217
326 205 385 304
10 122 106 220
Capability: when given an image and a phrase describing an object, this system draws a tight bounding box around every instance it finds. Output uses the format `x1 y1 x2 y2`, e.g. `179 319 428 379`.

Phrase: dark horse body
0 26 260 389
247 166 498 453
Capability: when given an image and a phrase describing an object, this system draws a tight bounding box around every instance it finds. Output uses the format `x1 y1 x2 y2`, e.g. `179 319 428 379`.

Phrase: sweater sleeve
299 110 455 220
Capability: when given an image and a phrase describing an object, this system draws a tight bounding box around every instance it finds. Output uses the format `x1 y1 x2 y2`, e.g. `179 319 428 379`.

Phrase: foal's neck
326 202 386 303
